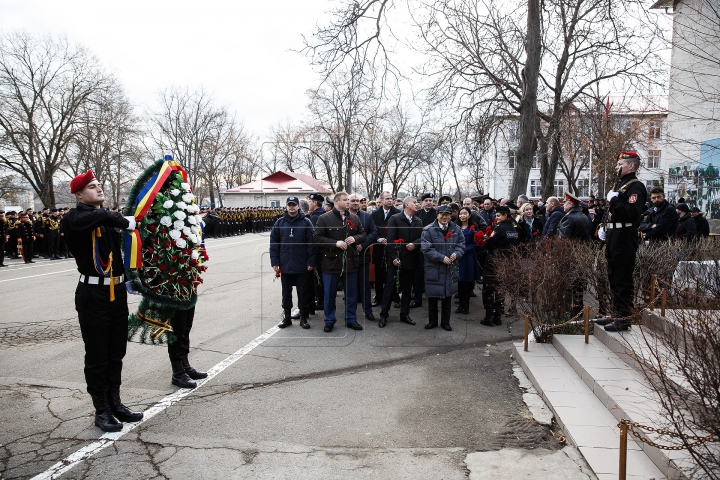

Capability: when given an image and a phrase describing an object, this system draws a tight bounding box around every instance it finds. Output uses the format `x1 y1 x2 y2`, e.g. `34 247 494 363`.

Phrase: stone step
552 334 693 479
512 341 664 480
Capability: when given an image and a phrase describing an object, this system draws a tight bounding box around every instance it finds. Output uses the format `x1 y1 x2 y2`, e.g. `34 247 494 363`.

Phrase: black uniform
63 204 130 399
371 206 401 307
14 219 35 263
482 220 519 324
46 214 62 259
0 216 7 266
605 173 647 322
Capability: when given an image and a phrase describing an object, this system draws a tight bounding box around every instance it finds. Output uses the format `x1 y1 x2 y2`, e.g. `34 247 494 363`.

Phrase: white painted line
0 269 77 283
0 259 74 272
31 324 281 480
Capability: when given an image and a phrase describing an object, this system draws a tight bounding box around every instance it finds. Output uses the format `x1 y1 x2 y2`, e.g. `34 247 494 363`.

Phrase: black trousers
280 272 309 314
20 239 33 262
47 230 60 258
605 229 638 318
308 263 323 307
168 306 195 362
0 240 4 265
458 281 473 306
482 260 504 314
380 266 414 317
428 296 452 326
75 282 129 396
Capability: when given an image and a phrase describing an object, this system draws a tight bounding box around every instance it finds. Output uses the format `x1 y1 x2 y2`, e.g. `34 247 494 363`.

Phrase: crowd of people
0 207 73 266
269 151 712 334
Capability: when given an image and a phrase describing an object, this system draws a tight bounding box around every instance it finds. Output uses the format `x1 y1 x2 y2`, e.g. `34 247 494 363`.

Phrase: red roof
225 171 333 194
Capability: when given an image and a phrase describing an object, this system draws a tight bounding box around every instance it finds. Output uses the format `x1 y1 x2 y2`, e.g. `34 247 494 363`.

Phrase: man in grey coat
420 205 465 331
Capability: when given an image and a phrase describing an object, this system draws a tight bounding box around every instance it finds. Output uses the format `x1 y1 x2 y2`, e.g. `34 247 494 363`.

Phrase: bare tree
0 32 111 207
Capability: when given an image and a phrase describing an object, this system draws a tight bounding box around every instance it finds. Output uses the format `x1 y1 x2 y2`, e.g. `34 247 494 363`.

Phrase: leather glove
607 191 619 202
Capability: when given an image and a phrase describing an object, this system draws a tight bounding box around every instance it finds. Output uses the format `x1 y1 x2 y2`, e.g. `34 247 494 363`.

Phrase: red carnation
347 220 355 229
159 264 166 271
190 259 198 267
394 238 404 243
492 219 497 226
153 238 160 245
160 228 167 235
172 255 178 261
485 226 493 236
444 231 452 241
275 268 281 278
148 225 157 232
474 231 485 246
163 241 171 248
533 231 539 237
470 225 476 231
169 268 176 275
147 247 154 254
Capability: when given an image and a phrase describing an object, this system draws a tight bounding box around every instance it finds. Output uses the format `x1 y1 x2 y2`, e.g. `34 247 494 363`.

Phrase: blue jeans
357 262 373 316
323 271 358 325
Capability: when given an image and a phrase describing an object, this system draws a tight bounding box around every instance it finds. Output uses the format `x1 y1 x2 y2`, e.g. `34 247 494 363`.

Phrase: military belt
605 222 633 229
79 274 124 286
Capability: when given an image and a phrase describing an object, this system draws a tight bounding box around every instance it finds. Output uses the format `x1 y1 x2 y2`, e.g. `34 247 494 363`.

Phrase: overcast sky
0 0 335 138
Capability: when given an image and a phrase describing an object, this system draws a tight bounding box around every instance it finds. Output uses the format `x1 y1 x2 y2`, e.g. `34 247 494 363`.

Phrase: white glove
607 191 619 202
598 227 606 241
124 216 137 230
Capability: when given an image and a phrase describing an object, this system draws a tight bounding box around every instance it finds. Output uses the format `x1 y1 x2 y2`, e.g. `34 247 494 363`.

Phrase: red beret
616 151 640 160
70 169 96 194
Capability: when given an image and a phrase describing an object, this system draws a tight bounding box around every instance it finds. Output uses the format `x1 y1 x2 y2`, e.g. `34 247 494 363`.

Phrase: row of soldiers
202 206 283 238
0 207 71 266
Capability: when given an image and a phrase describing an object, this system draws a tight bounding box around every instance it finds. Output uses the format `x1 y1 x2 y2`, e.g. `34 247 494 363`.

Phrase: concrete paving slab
465 447 597 480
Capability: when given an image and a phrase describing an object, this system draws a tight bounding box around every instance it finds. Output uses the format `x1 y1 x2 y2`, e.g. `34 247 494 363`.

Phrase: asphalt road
0 233 581 479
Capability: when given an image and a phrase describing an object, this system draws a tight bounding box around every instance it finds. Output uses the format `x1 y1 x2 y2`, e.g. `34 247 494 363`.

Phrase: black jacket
676 214 697 240
558 206 591 241
518 215 544 242
542 205 565 238
355 209 378 264
485 220 519 254
608 173 647 225
694 214 710 237
386 212 424 270
370 206 401 264
313 209 367 274
639 200 678 242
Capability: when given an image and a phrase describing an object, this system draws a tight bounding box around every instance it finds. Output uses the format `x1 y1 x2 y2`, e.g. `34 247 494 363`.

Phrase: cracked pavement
0 234 591 479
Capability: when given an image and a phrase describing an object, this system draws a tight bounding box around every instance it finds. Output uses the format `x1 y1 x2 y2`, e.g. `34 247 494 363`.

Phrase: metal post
619 422 628 480
661 288 667 317
524 315 530 352
584 305 591 344
650 274 657 311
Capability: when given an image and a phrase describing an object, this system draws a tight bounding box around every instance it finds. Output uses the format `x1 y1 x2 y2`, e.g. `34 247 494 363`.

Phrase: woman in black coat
517 202 543 242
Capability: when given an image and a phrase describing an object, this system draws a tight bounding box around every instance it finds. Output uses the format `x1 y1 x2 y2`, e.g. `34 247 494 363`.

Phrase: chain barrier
618 419 718 451
526 308 585 330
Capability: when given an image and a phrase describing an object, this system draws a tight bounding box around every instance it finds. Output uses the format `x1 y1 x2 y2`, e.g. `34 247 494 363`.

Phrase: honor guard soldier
63 169 144 432
595 151 647 332
46 208 63 259
15 212 35 263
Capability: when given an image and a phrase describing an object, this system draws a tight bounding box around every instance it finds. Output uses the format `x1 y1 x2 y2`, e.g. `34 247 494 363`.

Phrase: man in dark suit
378 196 424 328
349 193 378 321
371 192 401 308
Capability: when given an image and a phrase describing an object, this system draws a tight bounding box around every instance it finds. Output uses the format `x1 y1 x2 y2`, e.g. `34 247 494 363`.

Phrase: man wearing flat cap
595 151 647 332
62 169 144 432
412 193 438 308
558 192 591 241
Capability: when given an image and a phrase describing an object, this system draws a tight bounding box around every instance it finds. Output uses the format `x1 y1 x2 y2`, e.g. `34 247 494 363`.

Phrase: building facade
223 171 333 208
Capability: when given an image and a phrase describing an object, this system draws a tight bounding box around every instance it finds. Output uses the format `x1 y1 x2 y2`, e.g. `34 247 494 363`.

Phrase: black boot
299 311 310 329
480 309 494 326
171 360 197 389
461 303 469 315
278 310 292 328
108 387 144 422
181 357 208 380
91 393 123 432
493 309 503 326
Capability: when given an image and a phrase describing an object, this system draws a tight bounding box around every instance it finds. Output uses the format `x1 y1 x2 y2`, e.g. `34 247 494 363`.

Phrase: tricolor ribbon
124 160 188 269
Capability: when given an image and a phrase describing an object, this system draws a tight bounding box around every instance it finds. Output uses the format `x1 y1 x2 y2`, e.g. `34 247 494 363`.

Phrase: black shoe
181 358 208 380
278 317 292 328
94 410 123 432
300 318 310 329
493 316 502 326
108 389 144 422
604 322 630 332
324 324 334 332
378 316 387 328
455 305 463 314
365 313 376 322
425 323 437 329
393 302 401 309
172 371 197 389
470 291 477 297
480 311 494 326
400 316 416 325
441 324 452 331
594 317 611 326
291 311 301 319
0 264 7 267
409 301 422 308
346 322 363 330
461 305 469 315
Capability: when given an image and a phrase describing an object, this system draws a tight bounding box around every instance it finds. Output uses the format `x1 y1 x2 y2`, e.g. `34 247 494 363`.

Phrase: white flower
176 201 187 210
181 182 191 192
175 238 187 249
191 250 199 260
174 210 187 221
190 225 200 234
187 216 197 225
194 214 202 224
182 226 192 236
182 193 194 203
173 219 185 230
169 229 182 240
188 234 199 244
170 189 180 196
160 216 172 227
188 204 199 213
163 200 174 209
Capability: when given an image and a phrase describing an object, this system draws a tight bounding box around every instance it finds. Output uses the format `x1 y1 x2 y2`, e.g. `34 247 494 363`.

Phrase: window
577 179 589 197
553 179 565 197
648 120 662 140
532 153 540 169
508 121 519 143
508 150 516 169
647 150 661 169
270 200 280 207
530 180 541 198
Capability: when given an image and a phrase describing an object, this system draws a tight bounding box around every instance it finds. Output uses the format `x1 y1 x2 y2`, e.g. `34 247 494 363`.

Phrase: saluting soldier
63 169 143 432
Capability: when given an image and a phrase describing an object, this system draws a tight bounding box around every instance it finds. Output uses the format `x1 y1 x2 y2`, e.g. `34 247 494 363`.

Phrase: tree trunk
509 0 541 200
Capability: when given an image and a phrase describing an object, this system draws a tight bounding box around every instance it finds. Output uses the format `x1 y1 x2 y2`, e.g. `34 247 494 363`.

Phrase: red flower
470 225 476 231
148 225 157 232
147 247 154 254
485 226 493 236
394 238 404 243
533 231 539 237
172 255 178 261
347 220 355 229
169 268 176 275
163 241 171 248
444 231 453 241
474 231 485 246
275 268 281 278
159 264 166 271
190 259 198 267
492 219 497 226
